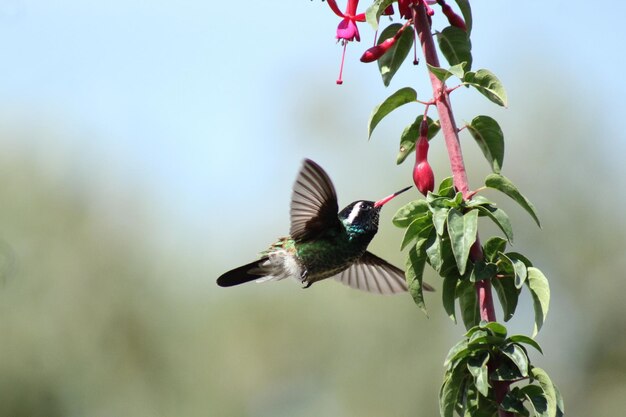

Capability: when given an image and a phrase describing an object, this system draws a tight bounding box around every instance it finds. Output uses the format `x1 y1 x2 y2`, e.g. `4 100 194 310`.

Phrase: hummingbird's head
339 200 381 234
339 186 412 235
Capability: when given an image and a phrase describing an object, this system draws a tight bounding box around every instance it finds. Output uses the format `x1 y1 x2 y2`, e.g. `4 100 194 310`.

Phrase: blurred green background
0 1 625 416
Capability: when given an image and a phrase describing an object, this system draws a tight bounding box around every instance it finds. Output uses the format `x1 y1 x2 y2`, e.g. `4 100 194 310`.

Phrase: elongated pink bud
361 24 409 63
360 37 397 62
413 119 434 196
438 0 466 31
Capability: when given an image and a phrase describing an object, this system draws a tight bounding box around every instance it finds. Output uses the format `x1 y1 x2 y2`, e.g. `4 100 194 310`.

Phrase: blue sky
0 0 625 260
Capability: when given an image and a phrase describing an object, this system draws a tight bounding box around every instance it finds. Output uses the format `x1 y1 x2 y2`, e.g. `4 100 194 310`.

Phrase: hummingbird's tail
216 258 270 287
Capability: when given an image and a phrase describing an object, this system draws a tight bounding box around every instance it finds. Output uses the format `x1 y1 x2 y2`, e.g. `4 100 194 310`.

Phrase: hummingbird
217 159 434 294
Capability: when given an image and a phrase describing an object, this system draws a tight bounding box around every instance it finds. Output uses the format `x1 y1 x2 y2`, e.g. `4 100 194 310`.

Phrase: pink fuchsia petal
325 0 345 18
414 160 435 196
336 18 360 41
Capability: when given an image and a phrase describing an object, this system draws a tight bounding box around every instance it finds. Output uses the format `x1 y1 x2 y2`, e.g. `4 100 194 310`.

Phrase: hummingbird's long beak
373 185 412 208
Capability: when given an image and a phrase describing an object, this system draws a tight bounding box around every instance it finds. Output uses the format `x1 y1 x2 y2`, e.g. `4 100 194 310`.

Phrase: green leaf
406 246 429 315
526 267 550 337
468 334 505 348
499 252 528 289
506 252 533 268
368 87 417 138
442 273 459 323
378 23 414 86
467 115 504 173
554 383 565 417
427 62 466 82
429 192 463 209
444 337 469 368
465 194 494 207
393 199 429 227
457 280 480 330
427 233 460 278
482 236 507 262
507 335 543 354
401 214 433 250
476 205 514 243
454 0 472 34
492 277 519 322
467 352 490 397
397 116 440 164
437 177 455 197
483 321 507 338
432 207 449 236
437 26 472 70
530 367 557 417
501 388 529 416
440 363 469 417
485 173 541 227
464 69 508 107
469 260 497 282
465 325 486 339
447 208 479 275
502 343 529 377
523 385 549 417
490 361 524 381
365 0 395 30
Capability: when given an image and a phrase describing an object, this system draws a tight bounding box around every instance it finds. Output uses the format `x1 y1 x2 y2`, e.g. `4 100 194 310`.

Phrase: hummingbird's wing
333 251 435 295
290 159 341 242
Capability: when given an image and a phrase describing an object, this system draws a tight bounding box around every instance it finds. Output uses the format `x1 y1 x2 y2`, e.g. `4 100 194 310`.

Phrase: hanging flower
325 0 366 84
413 119 435 196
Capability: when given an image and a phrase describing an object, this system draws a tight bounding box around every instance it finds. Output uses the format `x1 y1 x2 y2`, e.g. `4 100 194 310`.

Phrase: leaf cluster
394 176 548 336
441 322 564 417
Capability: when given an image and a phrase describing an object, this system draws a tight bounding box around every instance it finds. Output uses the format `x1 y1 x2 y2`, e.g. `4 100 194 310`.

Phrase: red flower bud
360 37 397 62
360 24 408 63
414 159 435 196
413 119 435 196
438 0 467 31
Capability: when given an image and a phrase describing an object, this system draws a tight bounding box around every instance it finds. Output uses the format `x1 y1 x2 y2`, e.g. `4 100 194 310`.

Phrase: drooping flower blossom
413 119 435 196
325 0 366 84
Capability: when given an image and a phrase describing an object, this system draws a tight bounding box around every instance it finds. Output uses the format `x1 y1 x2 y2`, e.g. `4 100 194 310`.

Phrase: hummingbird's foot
302 281 313 289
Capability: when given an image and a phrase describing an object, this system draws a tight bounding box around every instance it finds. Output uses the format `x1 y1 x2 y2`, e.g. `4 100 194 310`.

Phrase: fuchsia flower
413 119 435 196
325 0 366 84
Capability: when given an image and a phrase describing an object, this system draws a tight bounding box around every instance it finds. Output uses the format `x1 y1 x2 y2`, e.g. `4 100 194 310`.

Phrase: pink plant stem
413 5 468 198
413 5 511 415
413 3 497 321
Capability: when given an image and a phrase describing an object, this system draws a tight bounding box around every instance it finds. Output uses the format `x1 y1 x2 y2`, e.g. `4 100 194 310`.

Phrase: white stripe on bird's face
345 201 364 225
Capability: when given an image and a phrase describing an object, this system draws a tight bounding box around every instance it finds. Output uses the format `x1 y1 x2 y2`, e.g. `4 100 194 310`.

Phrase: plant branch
413 5 511 416
413 1 497 323
412 5 468 198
